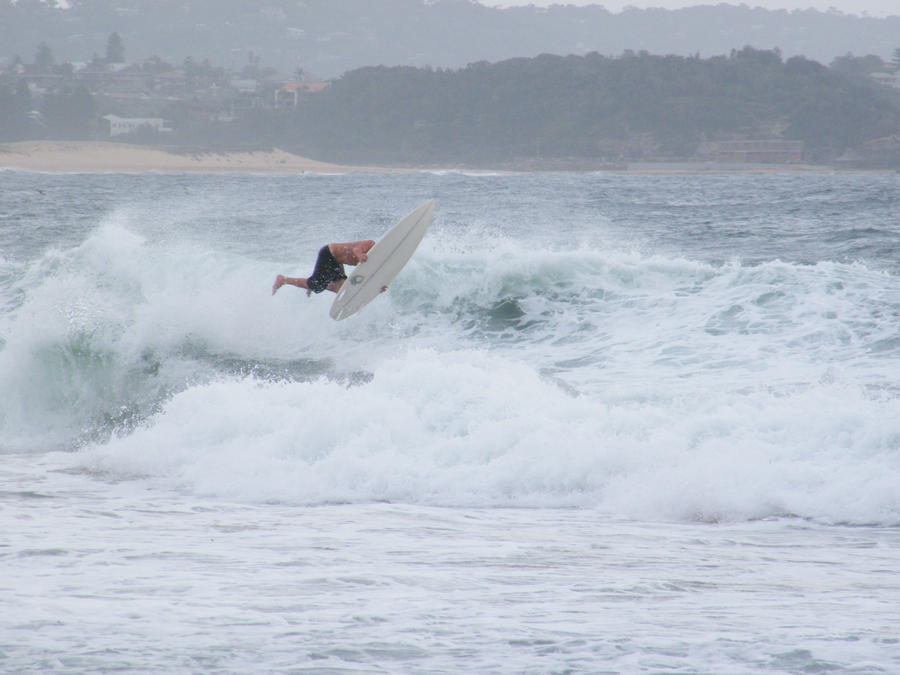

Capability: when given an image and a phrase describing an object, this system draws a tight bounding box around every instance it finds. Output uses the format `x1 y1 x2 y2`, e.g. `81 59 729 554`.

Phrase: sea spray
2 171 898 525
73 346 900 524
0 215 334 451
4 170 900 674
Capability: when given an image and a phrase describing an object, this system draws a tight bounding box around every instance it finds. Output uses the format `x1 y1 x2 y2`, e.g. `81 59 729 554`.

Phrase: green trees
0 80 36 141
40 85 95 139
830 53 887 76
106 32 125 64
34 42 54 73
0 34 101 141
286 49 900 165
0 79 96 141
3 34 897 163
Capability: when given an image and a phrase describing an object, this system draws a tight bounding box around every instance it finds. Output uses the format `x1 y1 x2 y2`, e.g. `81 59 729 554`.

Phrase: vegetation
3 35 900 166
0 79 95 140
106 32 125 64
829 53 890 77
269 48 900 165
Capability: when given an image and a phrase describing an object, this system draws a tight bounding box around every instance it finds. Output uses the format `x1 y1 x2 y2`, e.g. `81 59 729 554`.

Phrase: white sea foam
3 171 900 674
2 200 898 525
74 345 900 523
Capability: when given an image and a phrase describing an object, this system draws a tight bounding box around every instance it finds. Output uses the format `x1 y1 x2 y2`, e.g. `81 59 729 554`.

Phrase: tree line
3 46 900 166
258 48 900 165
0 79 95 141
0 32 124 140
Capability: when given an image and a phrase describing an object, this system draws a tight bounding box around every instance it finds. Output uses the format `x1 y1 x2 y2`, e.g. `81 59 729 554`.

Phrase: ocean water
1 168 899 673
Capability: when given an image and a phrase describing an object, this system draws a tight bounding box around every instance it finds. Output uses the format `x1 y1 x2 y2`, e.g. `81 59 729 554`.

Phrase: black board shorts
307 245 347 293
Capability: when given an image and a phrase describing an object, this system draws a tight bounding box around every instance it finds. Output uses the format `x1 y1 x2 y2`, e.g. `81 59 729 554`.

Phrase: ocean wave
3 216 898 453
3 172 899 527
68 347 900 525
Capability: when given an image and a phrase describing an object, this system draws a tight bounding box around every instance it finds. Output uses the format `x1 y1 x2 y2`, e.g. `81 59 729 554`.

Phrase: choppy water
2 169 899 673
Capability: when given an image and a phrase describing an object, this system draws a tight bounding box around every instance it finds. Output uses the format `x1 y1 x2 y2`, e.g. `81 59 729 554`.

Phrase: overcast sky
481 0 899 18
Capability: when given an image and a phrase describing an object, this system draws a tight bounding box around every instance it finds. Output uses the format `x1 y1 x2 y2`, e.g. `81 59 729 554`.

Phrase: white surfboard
330 199 435 321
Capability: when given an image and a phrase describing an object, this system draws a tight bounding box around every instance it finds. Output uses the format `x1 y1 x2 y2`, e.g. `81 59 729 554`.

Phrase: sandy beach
0 141 396 174
0 140 848 175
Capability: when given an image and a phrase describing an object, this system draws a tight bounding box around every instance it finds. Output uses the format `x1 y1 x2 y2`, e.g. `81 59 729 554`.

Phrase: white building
101 114 173 137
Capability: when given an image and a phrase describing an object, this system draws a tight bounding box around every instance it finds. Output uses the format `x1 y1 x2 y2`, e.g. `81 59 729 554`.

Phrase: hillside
244 49 900 167
2 0 898 79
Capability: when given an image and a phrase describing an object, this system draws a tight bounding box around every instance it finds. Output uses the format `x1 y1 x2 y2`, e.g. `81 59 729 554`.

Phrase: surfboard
330 199 435 321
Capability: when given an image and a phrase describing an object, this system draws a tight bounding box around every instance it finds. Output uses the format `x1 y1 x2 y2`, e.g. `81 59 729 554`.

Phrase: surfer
272 240 382 296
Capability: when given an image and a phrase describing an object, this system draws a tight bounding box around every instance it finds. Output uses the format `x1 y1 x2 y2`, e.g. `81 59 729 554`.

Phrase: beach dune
0 141 381 174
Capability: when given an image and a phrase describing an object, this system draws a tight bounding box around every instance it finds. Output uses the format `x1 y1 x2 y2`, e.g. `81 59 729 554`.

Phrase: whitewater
1 169 899 673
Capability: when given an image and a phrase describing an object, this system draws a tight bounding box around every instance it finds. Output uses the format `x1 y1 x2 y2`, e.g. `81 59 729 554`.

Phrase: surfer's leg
272 275 311 295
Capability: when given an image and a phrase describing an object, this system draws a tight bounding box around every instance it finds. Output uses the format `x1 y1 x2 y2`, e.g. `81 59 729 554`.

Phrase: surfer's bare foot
381 285 388 293
272 274 285 295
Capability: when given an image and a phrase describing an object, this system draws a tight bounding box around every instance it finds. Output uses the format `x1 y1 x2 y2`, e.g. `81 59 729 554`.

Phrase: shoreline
0 140 886 175
0 141 408 175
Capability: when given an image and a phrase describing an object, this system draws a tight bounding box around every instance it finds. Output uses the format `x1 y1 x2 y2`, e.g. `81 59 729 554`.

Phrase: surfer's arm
350 240 375 263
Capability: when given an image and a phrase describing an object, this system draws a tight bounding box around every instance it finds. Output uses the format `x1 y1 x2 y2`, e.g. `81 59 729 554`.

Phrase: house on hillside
861 134 900 167
104 64 154 94
869 71 900 90
230 79 259 94
228 78 265 113
13 73 66 96
100 114 172 137
275 81 328 107
153 71 187 97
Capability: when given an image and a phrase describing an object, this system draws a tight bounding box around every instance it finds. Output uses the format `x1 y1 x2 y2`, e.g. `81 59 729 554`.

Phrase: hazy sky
482 0 899 18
